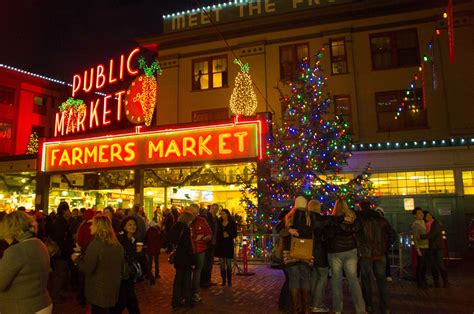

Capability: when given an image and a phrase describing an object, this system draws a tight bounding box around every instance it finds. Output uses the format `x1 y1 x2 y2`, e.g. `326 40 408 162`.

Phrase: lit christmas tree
229 59 258 116
241 50 373 232
26 132 39 154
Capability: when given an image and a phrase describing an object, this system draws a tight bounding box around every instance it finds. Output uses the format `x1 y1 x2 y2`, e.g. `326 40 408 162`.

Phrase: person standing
145 219 162 282
375 207 393 282
188 203 212 303
72 214 124 314
424 211 448 288
130 205 146 242
357 200 396 314
0 211 53 314
412 207 429 288
162 207 175 253
215 209 238 286
201 203 219 288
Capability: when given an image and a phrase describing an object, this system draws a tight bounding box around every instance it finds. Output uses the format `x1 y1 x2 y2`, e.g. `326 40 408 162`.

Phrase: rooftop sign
162 0 354 33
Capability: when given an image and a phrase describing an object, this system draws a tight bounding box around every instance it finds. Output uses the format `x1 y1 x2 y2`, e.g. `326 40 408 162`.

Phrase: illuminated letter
72 147 84 165
54 112 66 137
172 15 186 31
198 135 213 155
126 48 140 76
114 90 126 121
218 133 232 154
72 74 81 97
83 68 94 93
84 146 98 163
182 137 197 156
201 11 210 24
59 150 71 166
99 145 109 163
96 64 106 89
103 95 112 125
124 142 136 162
292 0 303 8
77 108 86 132
213 7 222 21
148 140 164 159
165 140 181 158
188 13 198 27
119 54 125 80
89 99 100 129
248 0 262 16
51 149 61 166
66 108 76 134
234 132 248 152
265 0 276 12
110 143 123 162
238 4 246 17
109 58 117 84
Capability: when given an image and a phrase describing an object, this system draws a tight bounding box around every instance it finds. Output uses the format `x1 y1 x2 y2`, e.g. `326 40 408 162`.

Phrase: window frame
33 95 47 115
0 120 13 139
192 107 229 123
333 94 353 133
191 55 228 91
279 42 310 81
329 38 348 75
370 28 420 70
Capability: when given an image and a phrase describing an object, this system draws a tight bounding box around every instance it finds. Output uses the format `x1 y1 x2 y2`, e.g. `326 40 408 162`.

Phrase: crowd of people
0 197 449 314
0 202 237 313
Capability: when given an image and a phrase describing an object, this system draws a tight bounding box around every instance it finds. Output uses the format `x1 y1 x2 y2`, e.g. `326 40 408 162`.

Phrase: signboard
163 0 356 33
403 198 415 211
41 119 263 173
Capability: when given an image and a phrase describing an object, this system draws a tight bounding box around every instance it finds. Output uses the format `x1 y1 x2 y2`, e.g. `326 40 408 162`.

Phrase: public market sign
163 0 355 33
40 119 263 173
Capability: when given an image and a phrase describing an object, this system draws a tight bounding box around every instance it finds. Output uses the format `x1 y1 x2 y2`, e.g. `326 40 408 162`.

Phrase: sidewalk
53 252 474 313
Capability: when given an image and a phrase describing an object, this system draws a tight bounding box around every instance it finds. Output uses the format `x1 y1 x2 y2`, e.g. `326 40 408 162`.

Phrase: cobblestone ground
54 253 474 314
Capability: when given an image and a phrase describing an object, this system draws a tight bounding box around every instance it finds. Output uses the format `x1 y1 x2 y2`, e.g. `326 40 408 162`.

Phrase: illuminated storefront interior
0 172 36 212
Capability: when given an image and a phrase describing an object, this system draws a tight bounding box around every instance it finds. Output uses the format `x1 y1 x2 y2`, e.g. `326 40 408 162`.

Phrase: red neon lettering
108 58 117 84
218 133 232 154
89 99 100 129
99 145 109 163
182 137 197 156
51 149 61 166
96 64 106 89
72 74 81 97
83 68 94 93
148 140 164 159
59 150 71 166
54 112 66 136
77 109 86 132
119 54 125 80
198 135 212 155
234 132 248 152
115 90 126 121
72 147 83 165
84 146 98 163
126 48 140 76
110 143 123 161
164 140 181 158
124 142 136 162
103 95 112 125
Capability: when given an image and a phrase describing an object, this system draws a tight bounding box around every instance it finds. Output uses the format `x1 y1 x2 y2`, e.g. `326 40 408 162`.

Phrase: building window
32 125 45 138
0 86 15 106
375 89 427 132
462 171 474 195
280 43 309 81
334 95 352 133
33 96 47 115
371 170 455 196
0 122 12 139
370 28 419 70
329 39 348 75
192 56 228 91
192 108 229 122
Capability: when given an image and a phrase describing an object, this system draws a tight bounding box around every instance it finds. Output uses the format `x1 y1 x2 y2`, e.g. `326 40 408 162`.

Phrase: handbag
290 236 313 260
168 227 185 265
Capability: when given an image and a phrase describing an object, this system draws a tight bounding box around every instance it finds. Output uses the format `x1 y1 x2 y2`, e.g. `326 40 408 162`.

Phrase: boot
221 270 226 286
227 269 232 287
301 289 311 314
290 289 301 314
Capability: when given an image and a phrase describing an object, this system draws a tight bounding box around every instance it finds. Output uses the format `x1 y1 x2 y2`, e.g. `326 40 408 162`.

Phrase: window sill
191 85 229 92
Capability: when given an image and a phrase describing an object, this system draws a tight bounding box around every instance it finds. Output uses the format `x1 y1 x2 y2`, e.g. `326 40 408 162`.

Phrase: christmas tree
26 132 39 154
241 50 373 231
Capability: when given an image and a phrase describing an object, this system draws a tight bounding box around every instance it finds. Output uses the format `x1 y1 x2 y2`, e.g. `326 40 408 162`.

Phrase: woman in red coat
145 220 162 283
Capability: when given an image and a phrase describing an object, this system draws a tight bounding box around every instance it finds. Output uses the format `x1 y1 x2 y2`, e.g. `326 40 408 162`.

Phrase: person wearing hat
375 207 393 282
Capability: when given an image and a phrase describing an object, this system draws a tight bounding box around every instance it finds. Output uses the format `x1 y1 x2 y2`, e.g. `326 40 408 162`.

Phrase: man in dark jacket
201 203 218 288
357 200 396 314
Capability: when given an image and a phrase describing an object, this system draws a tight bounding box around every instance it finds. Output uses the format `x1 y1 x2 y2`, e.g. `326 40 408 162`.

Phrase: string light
229 59 258 116
26 132 39 154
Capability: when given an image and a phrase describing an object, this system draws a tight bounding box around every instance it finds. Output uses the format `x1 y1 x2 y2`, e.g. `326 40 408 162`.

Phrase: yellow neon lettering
84 146 98 164
51 149 61 166
124 142 136 162
234 132 248 152
199 135 212 155
71 147 83 165
110 143 123 162
165 140 181 158
218 133 232 154
99 145 109 163
182 137 197 156
148 140 164 159
59 150 71 166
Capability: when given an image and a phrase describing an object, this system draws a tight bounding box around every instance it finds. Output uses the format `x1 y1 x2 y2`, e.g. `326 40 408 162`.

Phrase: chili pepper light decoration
229 59 258 116
59 97 86 134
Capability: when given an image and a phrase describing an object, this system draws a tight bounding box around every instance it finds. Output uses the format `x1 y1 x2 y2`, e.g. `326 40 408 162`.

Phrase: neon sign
41 119 263 173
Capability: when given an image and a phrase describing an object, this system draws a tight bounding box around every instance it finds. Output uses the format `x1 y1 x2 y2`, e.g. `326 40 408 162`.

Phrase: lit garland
26 132 39 154
229 59 258 116
133 56 162 126
240 50 375 232
59 97 86 134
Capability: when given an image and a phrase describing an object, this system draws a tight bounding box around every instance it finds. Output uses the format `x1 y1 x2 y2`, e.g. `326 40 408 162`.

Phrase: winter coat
117 233 149 279
325 217 361 254
215 219 237 259
191 216 212 254
356 210 396 259
76 237 124 308
312 215 344 267
51 215 74 259
145 226 161 256
412 220 429 253
427 220 445 250
77 220 93 251
170 222 195 270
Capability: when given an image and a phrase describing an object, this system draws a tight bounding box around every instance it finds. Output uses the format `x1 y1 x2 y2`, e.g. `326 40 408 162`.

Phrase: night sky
1 0 216 81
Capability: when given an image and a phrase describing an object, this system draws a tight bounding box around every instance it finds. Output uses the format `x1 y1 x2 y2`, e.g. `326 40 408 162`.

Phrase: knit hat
294 196 308 209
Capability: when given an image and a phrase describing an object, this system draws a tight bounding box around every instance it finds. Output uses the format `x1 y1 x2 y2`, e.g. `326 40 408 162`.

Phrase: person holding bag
281 196 316 314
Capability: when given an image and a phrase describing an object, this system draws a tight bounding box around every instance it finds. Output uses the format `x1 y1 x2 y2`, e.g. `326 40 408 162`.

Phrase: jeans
286 263 311 290
416 249 428 286
147 254 160 277
201 245 216 286
328 248 365 313
172 268 193 307
192 252 205 294
310 266 329 309
219 258 232 273
360 257 390 313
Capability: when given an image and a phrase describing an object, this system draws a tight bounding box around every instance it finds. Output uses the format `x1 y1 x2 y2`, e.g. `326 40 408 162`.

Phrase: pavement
53 252 474 314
